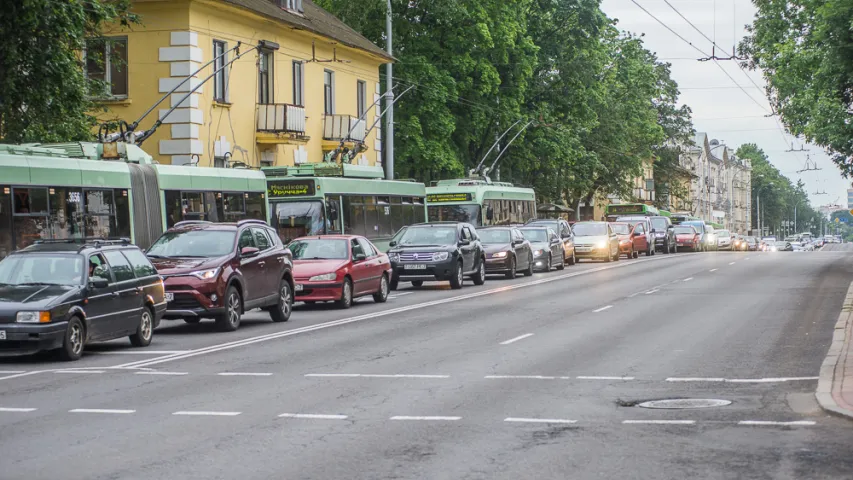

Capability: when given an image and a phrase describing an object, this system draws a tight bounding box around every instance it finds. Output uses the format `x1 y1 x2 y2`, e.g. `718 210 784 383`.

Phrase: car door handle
258 261 266 267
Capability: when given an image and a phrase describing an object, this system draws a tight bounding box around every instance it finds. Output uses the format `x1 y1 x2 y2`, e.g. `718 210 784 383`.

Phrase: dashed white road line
504 417 577 424
217 372 274 377
89 350 190 355
388 292 414 299
577 376 635 380
305 373 450 379
0 370 26 374
0 407 37 412
0 371 45 382
390 416 461 421
729 262 736 265
738 420 816 426
709 268 718 272
172 411 241 416
645 289 659 295
135 371 189 376
55 370 105 374
622 420 695 425
683 277 693 282
593 305 613 313
278 413 348 420
500 333 534 345
485 375 559 380
69 408 135 414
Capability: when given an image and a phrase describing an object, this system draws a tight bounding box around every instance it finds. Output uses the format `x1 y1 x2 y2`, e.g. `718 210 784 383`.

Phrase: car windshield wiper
146 254 169 259
14 282 57 286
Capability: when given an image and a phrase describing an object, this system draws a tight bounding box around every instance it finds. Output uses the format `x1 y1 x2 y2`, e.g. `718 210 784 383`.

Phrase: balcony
323 114 366 143
256 104 308 144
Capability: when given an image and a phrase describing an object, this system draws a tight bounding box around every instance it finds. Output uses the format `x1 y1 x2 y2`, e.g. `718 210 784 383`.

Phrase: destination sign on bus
427 193 473 203
607 204 647 215
268 180 315 197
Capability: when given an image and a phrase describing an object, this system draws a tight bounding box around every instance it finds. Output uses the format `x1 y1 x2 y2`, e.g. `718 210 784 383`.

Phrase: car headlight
491 251 508 258
388 253 399 262
534 249 545 257
17 311 50 323
596 241 608 249
656 232 665 237
432 252 449 261
309 272 337 281
190 268 220 280
619 239 631 245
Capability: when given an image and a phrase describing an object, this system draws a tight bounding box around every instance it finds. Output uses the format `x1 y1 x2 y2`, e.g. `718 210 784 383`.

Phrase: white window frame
292 61 304 106
259 50 274 104
213 40 229 103
324 70 335 115
84 36 129 99
357 80 367 118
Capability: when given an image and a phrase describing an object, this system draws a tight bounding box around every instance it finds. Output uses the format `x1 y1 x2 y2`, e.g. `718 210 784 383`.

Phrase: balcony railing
257 104 306 134
323 114 366 143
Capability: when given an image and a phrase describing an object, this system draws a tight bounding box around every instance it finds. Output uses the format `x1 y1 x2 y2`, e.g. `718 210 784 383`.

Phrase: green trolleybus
263 163 427 251
425 179 537 226
0 142 268 258
605 203 660 221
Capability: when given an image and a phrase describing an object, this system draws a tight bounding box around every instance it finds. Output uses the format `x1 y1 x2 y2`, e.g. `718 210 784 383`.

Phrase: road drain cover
637 399 732 409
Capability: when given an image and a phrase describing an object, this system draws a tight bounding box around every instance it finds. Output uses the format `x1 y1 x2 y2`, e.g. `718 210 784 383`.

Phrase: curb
815 281 853 420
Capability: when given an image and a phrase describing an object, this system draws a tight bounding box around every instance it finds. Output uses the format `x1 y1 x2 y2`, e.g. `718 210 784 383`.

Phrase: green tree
741 0 853 177
0 0 137 143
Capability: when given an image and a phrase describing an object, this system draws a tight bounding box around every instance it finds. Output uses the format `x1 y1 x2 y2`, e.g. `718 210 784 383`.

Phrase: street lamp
792 197 806 234
756 181 774 237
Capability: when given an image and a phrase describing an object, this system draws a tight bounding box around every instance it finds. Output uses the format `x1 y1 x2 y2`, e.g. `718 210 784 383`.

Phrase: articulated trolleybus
264 163 427 251
426 178 537 226
0 142 268 259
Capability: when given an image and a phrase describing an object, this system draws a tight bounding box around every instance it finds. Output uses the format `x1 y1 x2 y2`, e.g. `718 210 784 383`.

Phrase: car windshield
717 230 731 237
573 223 607 236
651 218 669 231
528 221 558 231
674 227 695 235
398 227 457 246
428 205 481 226
148 230 236 258
0 254 84 286
610 224 630 234
288 239 349 260
519 228 549 242
479 229 511 244
683 222 705 233
775 241 788 246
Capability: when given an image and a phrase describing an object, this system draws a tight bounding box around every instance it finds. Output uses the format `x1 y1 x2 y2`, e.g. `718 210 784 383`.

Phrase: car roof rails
173 220 213 228
33 237 130 247
237 219 269 227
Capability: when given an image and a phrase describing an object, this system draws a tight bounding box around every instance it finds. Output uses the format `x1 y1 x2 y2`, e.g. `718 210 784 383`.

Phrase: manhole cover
637 399 732 409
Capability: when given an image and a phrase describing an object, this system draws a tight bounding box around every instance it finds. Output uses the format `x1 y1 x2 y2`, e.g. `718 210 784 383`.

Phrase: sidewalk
816 282 853 419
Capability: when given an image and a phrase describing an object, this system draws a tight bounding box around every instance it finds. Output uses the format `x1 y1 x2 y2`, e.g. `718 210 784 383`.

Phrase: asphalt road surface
2 249 853 480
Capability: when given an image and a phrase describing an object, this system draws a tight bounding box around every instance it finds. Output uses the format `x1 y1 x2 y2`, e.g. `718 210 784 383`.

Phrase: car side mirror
512 239 523 246
354 253 367 262
241 246 260 258
89 277 109 289
459 239 471 246
551 238 560 245
389 240 397 247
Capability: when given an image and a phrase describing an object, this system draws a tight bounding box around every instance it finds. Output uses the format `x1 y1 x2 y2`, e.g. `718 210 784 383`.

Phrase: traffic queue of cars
0 214 809 361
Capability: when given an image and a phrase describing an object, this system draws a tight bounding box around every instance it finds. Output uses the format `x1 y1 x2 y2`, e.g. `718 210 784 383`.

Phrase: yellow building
91 0 392 168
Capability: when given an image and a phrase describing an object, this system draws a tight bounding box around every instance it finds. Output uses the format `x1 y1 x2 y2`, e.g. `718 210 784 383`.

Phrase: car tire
556 254 565 270
215 286 242 332
546 254 553 270
59 316 85 361
568 251 576 266
336 278 353 309
184 317 201 324
449 261 464 290
663 241 670 254
373 274 389 303
129 306 154 347
505 256 517 279
270 279 293 323
390 274 399 291
673 242 678 254
472 258 486 285
411 280 424 287
605 251 612 263
524 254 535 276
632 249 638 259
613 248 620 262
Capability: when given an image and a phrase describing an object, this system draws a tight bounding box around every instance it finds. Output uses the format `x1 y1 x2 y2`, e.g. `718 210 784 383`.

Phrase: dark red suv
147 220 294 332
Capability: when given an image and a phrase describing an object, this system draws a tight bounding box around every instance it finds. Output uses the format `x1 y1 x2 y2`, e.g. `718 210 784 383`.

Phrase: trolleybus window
273 200 325 241
428 204 481 226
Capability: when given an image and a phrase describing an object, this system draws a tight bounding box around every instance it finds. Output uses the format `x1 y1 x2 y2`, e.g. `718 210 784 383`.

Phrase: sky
600 0 849 210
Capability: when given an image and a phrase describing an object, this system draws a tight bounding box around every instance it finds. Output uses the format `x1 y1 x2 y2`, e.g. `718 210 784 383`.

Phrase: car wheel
184 317 201 324
411 280 424 287
215 286 242 332
546 254 553 270
632 248 638 259
605 251 612 263
663 241 670 254
505 256 517 279
556 253 565 270
568 251 576 266
129 307 154 347
390 274 399 291
59 316 85 361
673 242 678 254
472 258 486 285
336 278 353 309
524 254 535 276
373 274 389 303
270 279 293 323
449 261 464 289
613 247 620 262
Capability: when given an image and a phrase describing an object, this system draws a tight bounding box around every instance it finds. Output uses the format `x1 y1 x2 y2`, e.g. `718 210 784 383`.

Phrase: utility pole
385 0 394 180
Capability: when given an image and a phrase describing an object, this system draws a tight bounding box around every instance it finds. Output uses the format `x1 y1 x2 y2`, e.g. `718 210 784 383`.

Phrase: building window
259 50 274 104
292 61 304 106
357 80 367 118
85 37 128 98
324 70 335 115
280 0 303 13
213 40 228 103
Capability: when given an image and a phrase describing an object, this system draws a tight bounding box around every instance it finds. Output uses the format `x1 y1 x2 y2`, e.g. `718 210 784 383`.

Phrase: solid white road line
172 411 241 416
500 333 534 345
738 420 815 426
593 305 613 313
89 350 190 355
576 376 635 380
0 370 26 374
69 409 135 414
114 253 695 369
729 262 736 265
0 407 37 412
135 371 189 376
666 377 818 383
305 373 449 379
217 372 274 377
390 416 461 421
55 370 105 374
709 268 718 272
0 371 45 382
485 375 558 380
683 277 693 282
504 417 577 424
645 289 659 295
278 413 348 420
665 377 725 382
622 420 695 425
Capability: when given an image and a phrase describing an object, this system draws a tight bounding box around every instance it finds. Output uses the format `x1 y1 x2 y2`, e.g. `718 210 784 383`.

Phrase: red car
610 222 642 258
290 235 391 309
674 225 701 251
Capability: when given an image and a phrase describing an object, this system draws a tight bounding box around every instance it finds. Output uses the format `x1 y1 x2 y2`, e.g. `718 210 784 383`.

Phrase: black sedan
518 227 565 272
478 226 534 278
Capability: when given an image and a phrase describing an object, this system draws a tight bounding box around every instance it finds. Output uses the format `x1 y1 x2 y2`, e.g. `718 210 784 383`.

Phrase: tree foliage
742 0 853 178
0 0 137 143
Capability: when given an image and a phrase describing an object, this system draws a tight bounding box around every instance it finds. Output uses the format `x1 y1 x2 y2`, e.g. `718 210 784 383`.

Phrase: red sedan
610 222 640 258
674 225 701 251
290 235 391 309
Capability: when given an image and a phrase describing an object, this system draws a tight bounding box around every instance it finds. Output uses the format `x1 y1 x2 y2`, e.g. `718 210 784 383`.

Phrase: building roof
222 0 393 61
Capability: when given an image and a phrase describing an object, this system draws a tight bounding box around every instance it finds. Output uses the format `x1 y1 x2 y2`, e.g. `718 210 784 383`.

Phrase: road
2 249 853 479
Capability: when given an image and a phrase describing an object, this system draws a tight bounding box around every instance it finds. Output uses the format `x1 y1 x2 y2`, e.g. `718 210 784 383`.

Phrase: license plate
165 293 174 302
295 284 304 292
577 248 591 253
0 330 5 340
404 264 427 270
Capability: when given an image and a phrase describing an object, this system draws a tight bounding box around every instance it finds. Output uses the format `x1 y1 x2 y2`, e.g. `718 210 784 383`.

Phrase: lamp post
756 181 773 237
792 198 805 234
384 0 394 180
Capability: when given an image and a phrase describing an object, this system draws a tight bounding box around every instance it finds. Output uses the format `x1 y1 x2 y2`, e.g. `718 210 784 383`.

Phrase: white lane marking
172 411 241 416
390 292 414 298
738 420 815 426
504 417 577 424
278 413 348 420
645 289 659 295
89 350 190 355
623 420 695 425
305 373 449 379
55 370 105 374
390 416 461 421
577 376 635 380
593 305 613 313
500 333 534 345
0 370 26 374
217 372 274 377
683 277 693 282
485 375 558 380
745 257 750 260
666 377 818 383
69 408 135 414
628 292 642 298
729 262 736 265
0 407 37 412
665 377 726 382
709 268 718 272
305 373 361 377
0 371 45 382
135 371 189 376
115 254 695 369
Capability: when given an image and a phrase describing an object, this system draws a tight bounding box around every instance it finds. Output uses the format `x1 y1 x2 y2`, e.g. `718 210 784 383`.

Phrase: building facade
91 0 391 168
